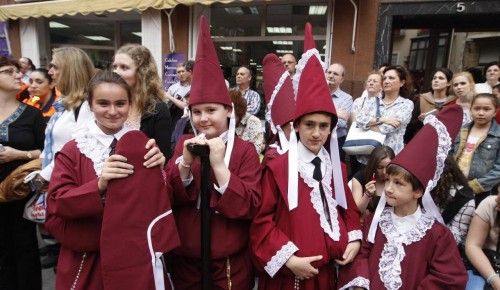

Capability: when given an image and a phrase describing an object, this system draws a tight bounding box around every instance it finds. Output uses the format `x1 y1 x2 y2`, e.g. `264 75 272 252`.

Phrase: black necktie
311 157 332 229
109 138 118 156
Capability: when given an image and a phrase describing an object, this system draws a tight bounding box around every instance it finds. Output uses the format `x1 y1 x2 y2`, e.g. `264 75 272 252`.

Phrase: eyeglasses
0 68 20 76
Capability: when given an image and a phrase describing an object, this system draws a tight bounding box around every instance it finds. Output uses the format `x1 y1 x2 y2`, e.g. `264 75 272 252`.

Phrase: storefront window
48 11 141 68
210 0 329 89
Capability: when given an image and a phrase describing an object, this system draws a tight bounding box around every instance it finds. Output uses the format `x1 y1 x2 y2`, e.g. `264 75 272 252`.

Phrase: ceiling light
233 48 242 52
225 7 244 15
132 32 142 37
220 46 233 50
211 35 224 39
273 41 293 46
250 62 257 65
309 5 327 15
83 35 110 41
49 21 69 29
266 27 293 34
249 6 259 15
277 49 294 54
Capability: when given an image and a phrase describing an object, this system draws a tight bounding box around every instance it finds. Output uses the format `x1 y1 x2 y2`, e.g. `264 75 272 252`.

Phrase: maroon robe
166 134 261 290
338 208 467 290
46 132 179 290
250 152 361 290
45 140 105 290
100 131 179 290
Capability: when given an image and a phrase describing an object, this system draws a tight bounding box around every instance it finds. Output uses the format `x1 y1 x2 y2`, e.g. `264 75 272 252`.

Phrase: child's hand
335 241 361 265
285 254 322 280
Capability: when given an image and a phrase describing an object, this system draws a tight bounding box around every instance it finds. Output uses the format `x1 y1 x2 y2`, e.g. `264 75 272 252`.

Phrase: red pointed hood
262 53 296 128
189 15 231 108
303 22 316 52
294 55 337 124
391 105 463 187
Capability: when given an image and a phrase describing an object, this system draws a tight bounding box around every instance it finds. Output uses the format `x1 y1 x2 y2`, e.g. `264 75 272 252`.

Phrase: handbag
22 171 48 223
343 97 386 155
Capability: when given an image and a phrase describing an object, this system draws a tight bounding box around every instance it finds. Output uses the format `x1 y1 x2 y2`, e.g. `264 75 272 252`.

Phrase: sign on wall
163 52 186 91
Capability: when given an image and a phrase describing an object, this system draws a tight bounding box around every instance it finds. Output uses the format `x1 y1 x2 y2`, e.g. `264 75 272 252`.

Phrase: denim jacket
452 121 500 194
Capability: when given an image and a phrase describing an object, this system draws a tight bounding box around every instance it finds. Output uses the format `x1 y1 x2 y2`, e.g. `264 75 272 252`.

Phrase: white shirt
297 141 328 177
475 82 493 94
390 206 422 234
40 101 93 180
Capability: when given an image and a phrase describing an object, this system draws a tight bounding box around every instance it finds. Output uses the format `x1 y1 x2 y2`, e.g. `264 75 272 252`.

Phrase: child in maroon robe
339 105 468 290
250 23 362 290
261 53 296 165
45 71 178 290
165 16 261 290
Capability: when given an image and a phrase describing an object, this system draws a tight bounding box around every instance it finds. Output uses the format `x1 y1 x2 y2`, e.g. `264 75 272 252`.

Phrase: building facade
0 0 498 97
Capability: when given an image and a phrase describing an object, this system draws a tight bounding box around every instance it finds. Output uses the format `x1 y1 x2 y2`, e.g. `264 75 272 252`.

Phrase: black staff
187 143 211 290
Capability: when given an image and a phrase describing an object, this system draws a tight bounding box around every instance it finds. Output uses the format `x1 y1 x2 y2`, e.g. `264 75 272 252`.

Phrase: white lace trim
422 114 452 195
292 48 325 96
264 241 298 278
348 230 363 242
338 276 370 290
74 127 110 176
298 155 340 242
378 208 434 290
266 71 290 134
421 114 452 223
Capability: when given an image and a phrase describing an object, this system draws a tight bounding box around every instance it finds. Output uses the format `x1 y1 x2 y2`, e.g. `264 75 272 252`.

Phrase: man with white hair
234 66 261 116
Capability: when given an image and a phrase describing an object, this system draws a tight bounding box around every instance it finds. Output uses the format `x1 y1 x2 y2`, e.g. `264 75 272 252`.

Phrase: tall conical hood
303 22 316 52
262 53 296 129
368 104 463 243
294 55 337 125
391 104 463 188
189 15 231 108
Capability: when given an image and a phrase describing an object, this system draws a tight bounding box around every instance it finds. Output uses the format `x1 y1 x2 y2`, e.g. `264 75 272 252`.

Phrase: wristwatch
26 151 33 159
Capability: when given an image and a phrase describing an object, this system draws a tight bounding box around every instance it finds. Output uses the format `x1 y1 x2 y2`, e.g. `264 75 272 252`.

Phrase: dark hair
472 93 498 109
184 60 194 72
0 56 20 69
386 164 424 192
364 146 395 186
430 156 470 209
383 65 414 98
31 68 53 83
484 61 499 77
229 89 247 125
433 67 453 82
238 66 253 77
20 57 36 70
293 112 337 132
466 67 483 84
87 70 132 105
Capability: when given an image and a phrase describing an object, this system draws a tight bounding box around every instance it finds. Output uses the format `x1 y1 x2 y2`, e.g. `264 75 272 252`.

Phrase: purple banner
0 22 11 58
163 52 186 91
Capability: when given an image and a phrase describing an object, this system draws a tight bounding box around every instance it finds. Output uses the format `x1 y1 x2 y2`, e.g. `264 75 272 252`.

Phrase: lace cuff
348 230 363 242
264 241 298 278
338 276 370 290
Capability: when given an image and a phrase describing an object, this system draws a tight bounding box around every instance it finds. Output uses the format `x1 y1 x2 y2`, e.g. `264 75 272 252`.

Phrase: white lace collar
378 207 434 290
390 206 422 235
297 141 340 241
74 121 131 176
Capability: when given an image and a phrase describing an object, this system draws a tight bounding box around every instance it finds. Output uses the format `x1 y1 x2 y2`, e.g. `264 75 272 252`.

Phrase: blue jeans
466 270 486 289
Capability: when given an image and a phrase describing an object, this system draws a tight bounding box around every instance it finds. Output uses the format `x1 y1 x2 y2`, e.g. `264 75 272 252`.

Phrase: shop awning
0 0 251 21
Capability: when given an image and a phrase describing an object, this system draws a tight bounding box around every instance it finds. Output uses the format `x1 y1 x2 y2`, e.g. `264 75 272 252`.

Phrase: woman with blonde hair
452 71 476 125
113 44 173 158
